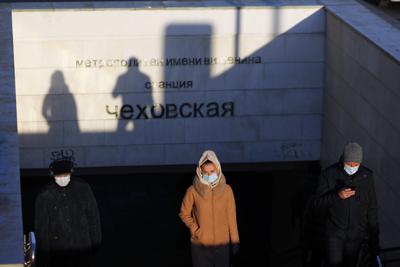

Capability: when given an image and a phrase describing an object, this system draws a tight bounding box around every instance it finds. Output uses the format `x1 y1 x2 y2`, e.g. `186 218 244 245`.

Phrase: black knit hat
49 159 74 176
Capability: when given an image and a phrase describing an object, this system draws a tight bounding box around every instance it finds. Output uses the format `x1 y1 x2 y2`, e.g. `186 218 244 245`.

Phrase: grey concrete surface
322 1 400 249
357 0 400 29
0 3 24 267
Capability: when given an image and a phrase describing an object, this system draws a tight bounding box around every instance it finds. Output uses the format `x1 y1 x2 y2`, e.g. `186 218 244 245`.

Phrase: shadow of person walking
112 57 152 132
42 70 79 139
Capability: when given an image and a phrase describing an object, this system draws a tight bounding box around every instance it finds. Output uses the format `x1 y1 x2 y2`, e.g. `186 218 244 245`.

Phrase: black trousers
39 252 93 267
326 233 362 267
191 244 230 267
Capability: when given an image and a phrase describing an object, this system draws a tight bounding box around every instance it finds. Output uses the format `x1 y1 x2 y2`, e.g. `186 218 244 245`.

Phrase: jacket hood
193 150 226 197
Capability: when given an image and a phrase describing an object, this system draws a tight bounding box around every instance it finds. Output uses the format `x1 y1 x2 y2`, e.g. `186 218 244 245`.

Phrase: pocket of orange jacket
193 228 201 240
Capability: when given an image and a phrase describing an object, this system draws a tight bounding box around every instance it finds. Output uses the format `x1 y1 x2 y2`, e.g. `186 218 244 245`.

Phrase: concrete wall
11 1 325 168
322 2 400 249
2 0 400 262
0 3 24 267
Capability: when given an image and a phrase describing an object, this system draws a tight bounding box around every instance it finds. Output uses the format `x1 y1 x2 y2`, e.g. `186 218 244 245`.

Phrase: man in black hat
35 159 101 267
314 142 379 267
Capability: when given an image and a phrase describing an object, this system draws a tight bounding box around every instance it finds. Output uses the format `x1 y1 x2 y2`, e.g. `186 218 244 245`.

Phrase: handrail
380 246 400 265
24 232 36 267
380 246 400 253
29 232 36 264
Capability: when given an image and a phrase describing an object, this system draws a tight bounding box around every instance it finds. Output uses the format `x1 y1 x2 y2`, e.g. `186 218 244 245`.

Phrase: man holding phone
315 142 379 267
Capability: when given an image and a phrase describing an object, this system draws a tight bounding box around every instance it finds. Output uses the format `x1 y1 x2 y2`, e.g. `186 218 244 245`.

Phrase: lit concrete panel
18 121 63 148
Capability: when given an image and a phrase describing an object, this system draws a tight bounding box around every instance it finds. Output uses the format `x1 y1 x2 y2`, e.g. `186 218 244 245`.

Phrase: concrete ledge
324 0 400 63
9 0 323 11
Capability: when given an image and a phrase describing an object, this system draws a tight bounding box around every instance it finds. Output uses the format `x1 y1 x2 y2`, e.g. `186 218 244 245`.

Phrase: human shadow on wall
112 56 153 132
42 71 79 140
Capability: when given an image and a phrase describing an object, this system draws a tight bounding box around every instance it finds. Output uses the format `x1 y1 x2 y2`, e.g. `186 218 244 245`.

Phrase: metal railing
380 246 400 266
24 232 36 267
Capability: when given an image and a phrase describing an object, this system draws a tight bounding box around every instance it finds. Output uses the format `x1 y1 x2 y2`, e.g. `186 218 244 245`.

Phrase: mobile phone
348 185 357 191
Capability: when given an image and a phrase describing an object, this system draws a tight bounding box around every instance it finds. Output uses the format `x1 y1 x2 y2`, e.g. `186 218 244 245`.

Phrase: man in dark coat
314 143 379 267
35 159 101 267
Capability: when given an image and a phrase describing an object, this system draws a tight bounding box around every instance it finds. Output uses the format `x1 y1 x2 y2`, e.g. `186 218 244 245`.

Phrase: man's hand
338 188 356 200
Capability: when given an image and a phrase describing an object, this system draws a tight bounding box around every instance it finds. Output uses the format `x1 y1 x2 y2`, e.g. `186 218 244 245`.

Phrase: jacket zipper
212 189 215 245
347 177 353 231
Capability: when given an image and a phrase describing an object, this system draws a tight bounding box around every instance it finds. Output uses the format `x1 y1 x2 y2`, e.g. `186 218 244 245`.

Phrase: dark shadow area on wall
21 162 321 267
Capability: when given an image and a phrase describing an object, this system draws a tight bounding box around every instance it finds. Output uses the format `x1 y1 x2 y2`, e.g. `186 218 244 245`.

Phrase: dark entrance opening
21 161 320 267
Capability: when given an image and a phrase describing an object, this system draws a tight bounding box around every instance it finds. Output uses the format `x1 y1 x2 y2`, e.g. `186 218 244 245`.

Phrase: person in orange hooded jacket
179 150 239 267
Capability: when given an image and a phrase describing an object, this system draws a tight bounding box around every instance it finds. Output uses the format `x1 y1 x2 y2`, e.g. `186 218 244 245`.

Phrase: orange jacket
179 150 240 246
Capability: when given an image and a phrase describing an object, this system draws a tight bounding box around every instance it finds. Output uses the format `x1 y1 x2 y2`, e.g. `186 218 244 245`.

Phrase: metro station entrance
21 162 320 267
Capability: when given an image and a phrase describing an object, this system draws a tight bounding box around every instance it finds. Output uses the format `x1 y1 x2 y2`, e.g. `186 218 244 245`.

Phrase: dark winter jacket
314 162 379 247
35 177 102 257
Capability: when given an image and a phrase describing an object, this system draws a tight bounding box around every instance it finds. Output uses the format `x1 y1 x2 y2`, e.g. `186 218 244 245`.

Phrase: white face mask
55 174 71 187
344 164 359 176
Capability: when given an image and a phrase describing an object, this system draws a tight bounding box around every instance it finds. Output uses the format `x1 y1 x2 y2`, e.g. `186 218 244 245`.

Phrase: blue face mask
203 173 218 184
